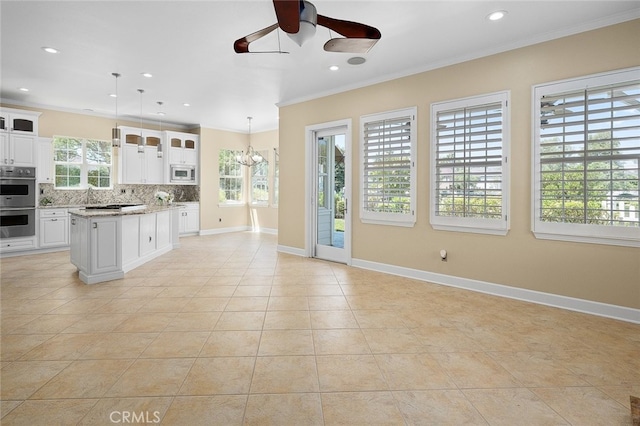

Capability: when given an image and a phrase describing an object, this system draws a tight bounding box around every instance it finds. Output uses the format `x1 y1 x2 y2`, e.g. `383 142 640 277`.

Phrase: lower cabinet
179 203 199 235
70 215 121 283
39 208 69 248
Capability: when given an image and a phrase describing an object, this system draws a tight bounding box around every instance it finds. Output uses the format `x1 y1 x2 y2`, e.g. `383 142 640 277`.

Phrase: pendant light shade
137 89 145 153
157 101 164 159
111 73 121 147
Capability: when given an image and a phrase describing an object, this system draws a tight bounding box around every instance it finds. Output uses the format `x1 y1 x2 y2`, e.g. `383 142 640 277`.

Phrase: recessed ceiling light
42 47 59 54
109 93 117 98
347 56 366 65
487 10 507 21
141 72 153 78
18 87 29 92
329 65 339 71
183 103 190 107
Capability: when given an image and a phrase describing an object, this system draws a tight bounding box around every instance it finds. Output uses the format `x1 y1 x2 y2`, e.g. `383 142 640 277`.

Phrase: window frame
430 91 510 235
53 136 113 189
272 147 279 207
218 148 245 206
532 67 640 247
360 107 417 227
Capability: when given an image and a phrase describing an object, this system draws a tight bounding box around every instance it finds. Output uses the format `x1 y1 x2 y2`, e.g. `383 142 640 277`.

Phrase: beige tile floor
1 232 639 425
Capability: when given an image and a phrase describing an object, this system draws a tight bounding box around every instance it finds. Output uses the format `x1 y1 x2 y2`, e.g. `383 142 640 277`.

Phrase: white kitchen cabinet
166 131 198 166
70 215 87 267
0 108 40 167
37 138 53 183
119 126 165 184
139 213 157 257
179 202 199 235
90 216 121 275
70 214 122 283
156 210 172 250
38 208 69 248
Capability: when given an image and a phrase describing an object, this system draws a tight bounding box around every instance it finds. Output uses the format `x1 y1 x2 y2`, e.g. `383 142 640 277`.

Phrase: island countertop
68 204 183 217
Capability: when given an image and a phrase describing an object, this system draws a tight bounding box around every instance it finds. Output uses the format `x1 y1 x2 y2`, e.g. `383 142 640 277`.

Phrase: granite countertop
68 204 182 217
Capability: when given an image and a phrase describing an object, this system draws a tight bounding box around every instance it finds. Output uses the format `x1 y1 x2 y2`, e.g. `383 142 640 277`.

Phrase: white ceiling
1 1 639 133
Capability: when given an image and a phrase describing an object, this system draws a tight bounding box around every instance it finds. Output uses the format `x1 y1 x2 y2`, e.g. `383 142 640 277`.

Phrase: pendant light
157 101 164 159
111 73 121 147
236 116 265 167
137 89 145 153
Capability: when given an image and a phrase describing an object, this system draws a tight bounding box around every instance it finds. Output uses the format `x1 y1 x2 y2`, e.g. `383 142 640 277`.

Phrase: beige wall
199 127 279 232
278 20 640 309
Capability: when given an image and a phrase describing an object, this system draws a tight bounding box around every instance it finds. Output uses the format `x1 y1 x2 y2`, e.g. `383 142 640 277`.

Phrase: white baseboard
199 226 250 236
255 227 278 235
277 245 307 257
351 258 640 325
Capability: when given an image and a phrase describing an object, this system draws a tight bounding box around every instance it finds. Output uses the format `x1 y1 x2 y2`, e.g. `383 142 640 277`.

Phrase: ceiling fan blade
273 0 301 34
317 14 381 40
324 38 379 53
234 23 280 53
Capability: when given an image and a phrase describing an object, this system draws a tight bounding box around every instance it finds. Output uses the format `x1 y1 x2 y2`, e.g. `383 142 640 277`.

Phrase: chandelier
236 117 265 167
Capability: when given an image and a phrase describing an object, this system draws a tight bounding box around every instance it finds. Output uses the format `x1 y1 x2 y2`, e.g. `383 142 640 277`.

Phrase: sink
84 204 147 212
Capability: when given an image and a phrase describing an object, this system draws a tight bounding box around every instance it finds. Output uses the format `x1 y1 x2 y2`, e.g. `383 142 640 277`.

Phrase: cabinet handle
71 219 76 225
93 223 97 229
51 218 58 222
149 236 152 242
10 159 14 164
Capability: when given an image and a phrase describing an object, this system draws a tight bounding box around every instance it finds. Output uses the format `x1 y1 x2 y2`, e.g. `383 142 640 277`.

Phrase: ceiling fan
234 0 381 54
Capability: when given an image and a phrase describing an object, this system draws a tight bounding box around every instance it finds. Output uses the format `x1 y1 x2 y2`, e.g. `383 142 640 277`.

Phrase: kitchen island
69 204 181 284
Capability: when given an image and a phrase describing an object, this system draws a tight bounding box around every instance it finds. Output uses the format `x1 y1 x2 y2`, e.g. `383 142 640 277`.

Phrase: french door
307 121 351 264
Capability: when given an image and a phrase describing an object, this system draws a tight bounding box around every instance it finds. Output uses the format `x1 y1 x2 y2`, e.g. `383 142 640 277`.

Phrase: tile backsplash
39 183 200 207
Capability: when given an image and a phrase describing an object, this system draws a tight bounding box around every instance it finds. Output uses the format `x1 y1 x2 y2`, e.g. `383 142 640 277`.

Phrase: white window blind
360 107 416 226
533 67 640 247
431 92 509 234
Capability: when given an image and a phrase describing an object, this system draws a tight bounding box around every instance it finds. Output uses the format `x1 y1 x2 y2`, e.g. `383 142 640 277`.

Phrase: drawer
39 208 68 218
1 237 37 251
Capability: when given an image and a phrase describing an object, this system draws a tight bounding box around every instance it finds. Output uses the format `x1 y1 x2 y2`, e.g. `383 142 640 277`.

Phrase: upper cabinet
166 131 198 166
118 126 165 184
0 108 40 167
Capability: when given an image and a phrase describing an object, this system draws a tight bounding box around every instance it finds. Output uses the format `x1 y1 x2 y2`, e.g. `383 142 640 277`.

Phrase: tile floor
1 232 639 425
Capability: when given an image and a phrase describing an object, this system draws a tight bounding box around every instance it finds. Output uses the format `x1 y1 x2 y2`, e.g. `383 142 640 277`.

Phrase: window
533 68 640 247
273 148 279 206
431 92 510 235
53 136 112 189
250 150 269 205
360 107 417 227
219 149 244 204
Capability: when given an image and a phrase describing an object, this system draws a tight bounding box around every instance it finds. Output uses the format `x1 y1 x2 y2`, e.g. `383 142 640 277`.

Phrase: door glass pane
316 134 346 249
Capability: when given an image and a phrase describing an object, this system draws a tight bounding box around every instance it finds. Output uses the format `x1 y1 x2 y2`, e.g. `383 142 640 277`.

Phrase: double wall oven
0 166 36 239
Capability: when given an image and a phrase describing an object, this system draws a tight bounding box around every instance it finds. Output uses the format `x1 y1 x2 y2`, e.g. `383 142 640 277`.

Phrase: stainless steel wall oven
0 166 36 239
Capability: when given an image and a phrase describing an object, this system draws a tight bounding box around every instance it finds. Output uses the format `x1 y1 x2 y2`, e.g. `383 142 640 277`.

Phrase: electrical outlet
120 189 126 194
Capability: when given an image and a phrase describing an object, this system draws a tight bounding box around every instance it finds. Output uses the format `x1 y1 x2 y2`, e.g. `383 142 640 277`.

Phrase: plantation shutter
538 80 640 227
361 108 416 226
434 100 504 220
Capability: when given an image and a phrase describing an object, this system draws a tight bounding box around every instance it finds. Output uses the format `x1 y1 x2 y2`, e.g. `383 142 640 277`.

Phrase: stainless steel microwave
170 164 196 183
